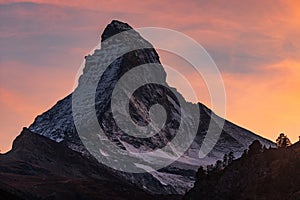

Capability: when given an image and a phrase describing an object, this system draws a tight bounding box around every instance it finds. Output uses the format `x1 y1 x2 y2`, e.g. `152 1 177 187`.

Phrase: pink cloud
1 0 300 152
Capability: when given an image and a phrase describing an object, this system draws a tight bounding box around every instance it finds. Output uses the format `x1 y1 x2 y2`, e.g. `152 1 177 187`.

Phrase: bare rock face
24 20 275 194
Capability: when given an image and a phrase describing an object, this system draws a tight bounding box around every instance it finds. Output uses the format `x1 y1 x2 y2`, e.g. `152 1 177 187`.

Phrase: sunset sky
1 0 300 152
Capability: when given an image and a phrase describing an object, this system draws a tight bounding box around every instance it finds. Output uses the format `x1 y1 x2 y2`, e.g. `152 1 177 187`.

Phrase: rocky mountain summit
29 20 275 193
1 20 275 198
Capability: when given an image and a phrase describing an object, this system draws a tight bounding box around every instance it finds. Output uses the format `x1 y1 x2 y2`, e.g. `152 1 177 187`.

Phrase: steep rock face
28 20 275 194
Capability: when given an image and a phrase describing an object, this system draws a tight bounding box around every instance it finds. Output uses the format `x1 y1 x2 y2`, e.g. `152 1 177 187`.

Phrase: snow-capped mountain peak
29 20 275 194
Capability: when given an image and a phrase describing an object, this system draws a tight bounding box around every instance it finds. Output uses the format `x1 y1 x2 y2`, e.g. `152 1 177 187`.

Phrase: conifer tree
222 154 228 167
276 133 292 148
228 152 235 164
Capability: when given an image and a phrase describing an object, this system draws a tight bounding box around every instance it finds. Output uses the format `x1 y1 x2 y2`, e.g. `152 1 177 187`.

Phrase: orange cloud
0 61 76 152
163 54 300 144
222 59 300 143
1 0 300 153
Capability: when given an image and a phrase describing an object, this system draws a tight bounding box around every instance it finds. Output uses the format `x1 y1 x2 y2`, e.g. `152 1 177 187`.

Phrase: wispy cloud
0 0 300 152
